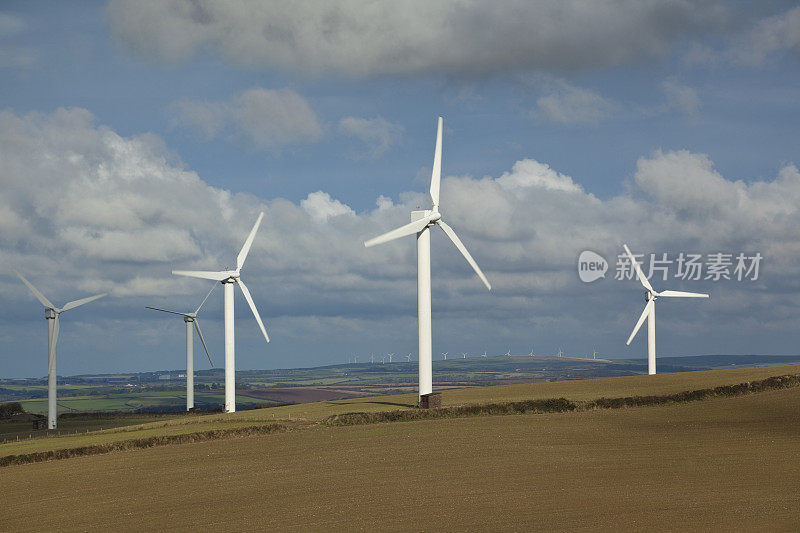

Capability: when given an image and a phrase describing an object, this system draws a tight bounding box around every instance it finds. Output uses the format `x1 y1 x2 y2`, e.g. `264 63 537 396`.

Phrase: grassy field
1 368 798 530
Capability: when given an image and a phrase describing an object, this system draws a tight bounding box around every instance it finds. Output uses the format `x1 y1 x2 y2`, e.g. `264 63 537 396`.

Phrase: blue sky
2 1 800 378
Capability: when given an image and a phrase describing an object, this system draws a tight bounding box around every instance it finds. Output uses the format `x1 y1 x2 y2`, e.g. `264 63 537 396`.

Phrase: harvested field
2 382 798 531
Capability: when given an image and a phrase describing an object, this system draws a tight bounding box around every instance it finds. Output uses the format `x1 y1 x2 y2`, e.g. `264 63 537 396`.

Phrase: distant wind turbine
14 270 106 429
441 352 448 360
462 352 467 359
364 117 491 403
172 213 269 413
623 244 709 375
406 353 412 362
388 353 394 363
505 349 511 357
557 348 563 358
482 351 487 358
146 284 216 411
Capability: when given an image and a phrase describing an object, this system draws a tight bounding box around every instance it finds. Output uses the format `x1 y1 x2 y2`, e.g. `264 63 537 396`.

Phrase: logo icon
578 250 608 283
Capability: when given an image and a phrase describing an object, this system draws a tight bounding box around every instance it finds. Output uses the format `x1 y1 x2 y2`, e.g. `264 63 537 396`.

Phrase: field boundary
3 373 799 468
324 373 800 426
0 423 289 468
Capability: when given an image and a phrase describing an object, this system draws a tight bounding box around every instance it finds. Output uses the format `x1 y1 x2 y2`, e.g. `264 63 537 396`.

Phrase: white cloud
338 116 403 159
107 0 726 77
3 107 800 376
733 6 800 66
301 191 355 222
535 81 615 125
170 88 322 150
661 78 700 116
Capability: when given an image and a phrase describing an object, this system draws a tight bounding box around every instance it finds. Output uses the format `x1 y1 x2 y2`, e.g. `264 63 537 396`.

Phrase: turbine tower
172 213 269 413
623 244 709 375
146 284 216 411
14 270 106 429
364 117 491 402
441 352 448 360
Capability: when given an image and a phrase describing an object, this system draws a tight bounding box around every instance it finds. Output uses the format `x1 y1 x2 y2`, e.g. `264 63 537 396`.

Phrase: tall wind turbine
172 213 269 413
364 117 491 403
441 352 448 361
14 270 106 429
623 244 709 375
146 284 216 411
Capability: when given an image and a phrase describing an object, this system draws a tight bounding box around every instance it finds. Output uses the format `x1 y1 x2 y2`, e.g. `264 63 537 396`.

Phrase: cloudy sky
2 1 800 378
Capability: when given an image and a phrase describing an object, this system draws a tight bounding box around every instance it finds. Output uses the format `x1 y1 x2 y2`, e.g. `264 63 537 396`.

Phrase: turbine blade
364 217 431 248
237 212 264 271
436 220 491 290
14 270 54 309
172 270 231 281
236 278 269 343
193 319 214 367
145 306 189 317
658 290 709 298
430 116 443 210
195 283 217 314
61 293 106 312
626 300 653 345
623 244 654 292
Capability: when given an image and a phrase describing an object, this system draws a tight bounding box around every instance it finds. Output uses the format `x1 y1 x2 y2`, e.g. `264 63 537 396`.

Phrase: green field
1 365 799 530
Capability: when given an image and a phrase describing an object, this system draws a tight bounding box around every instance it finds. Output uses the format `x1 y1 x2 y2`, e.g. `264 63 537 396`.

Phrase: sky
2 1 800 378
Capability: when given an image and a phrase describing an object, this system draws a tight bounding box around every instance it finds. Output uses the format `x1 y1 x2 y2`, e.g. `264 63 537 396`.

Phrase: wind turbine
172 212 269 413
462 352 467 359
364 117 491 402
441 352 448 361
505 349 511 357
528 348 534 357
482 351 487 358
623 244 709 375
557 348 563 358
593 348 597 360
146 284 216 411
406 353 412 362
388 353 394 363
14 270 106 429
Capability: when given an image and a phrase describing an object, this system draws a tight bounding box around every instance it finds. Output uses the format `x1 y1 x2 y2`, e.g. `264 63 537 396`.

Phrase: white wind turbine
146 284 216 411
406 353 412 362
482 351 487 358
623 244 709 375
441 352 448 361
364 117 491 403
172 212 269 413
14 270 106 429
462 352 467 359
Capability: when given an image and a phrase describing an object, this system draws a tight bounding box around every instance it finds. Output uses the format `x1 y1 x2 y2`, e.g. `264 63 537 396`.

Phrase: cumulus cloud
107 0 725 77
3 107 800 377
301 191 356 222
170 88 322 150
338 116 403 159
661 78 700 116
535 81 615 125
